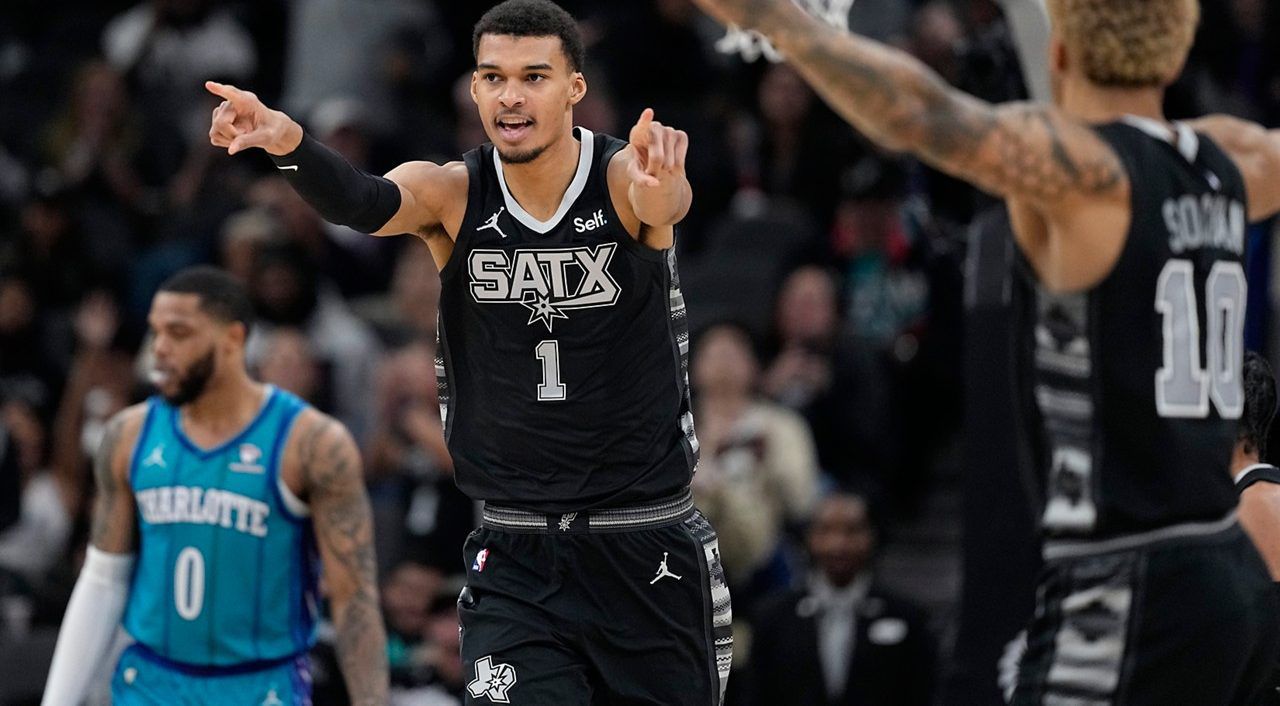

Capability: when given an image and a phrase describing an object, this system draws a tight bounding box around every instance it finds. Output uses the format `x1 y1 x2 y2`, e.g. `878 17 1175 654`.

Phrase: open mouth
496 115 534 141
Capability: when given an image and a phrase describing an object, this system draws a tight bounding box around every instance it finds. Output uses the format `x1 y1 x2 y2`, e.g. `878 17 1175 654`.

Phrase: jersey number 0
1155 259 1246 419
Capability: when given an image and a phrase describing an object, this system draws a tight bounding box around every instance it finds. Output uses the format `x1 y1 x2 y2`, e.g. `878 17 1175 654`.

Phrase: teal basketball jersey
123 385 320 667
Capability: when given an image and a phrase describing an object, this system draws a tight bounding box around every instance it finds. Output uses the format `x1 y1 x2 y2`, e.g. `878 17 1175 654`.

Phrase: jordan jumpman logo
650 552 682 584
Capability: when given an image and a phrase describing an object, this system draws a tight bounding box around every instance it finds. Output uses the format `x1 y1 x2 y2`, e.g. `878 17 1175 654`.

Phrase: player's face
807 496 876 586
147 292 233 406
472 34 585 164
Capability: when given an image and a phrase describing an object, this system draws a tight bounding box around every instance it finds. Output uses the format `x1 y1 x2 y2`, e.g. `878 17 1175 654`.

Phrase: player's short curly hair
473 0 585 74
1047 0 1199 87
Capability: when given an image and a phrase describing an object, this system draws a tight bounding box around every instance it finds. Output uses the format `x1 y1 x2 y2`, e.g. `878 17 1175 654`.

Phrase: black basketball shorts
1012 516 1279 706
458 490 732 705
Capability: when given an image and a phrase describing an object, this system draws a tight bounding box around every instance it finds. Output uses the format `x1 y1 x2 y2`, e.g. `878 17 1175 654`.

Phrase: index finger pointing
629 108 655 147
204 81 244 104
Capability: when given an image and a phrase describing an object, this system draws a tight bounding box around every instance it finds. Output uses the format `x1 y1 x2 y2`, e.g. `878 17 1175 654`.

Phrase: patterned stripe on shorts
684 511 732 705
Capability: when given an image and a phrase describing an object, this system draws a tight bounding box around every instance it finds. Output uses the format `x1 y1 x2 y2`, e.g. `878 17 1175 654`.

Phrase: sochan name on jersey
468 242 622 330
136 485 270 538
1164 193 1245 255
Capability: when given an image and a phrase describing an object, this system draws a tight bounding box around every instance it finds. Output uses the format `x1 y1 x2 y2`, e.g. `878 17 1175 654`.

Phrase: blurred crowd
0 0 1276 704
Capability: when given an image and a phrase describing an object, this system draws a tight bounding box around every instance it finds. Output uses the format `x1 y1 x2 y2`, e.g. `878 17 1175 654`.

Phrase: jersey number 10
1155 259 1246 419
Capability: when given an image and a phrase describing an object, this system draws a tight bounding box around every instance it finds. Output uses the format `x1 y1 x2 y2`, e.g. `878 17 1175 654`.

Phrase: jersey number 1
1155 260 1245 419
535 340 566 401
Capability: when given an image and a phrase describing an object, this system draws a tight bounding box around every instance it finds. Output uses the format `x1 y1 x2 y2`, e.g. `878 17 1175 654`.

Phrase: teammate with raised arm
691 0 1280 702
206 1 730 704
41 267 387 705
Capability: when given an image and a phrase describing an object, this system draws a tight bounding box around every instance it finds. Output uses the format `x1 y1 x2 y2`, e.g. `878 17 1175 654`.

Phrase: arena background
0 0 1275 704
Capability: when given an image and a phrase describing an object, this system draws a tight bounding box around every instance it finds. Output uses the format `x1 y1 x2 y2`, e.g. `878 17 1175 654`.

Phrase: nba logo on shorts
473 548 490 572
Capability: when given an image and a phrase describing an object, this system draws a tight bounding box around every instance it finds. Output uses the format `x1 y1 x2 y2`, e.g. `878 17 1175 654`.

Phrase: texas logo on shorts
467 243 621 332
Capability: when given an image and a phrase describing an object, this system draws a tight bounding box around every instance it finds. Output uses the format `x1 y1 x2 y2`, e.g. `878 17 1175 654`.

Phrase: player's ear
569 71 586 106
1049 34 1068 76
226 320 248 351
470 71 481 105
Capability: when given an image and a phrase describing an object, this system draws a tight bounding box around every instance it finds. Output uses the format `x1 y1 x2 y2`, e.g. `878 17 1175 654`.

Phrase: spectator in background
103 0 257 141
381 561 442 686
763 266 894 490
282 0 453 155
50 288 136 518
354 243 441 345
2 186 95 315
254 326 328 410
0 394 74 602
217 207 283 284
831 157 929 353
0 275 60 420
691 322 818 593
366 339 466 575
41 62 160 230
244 242 381 443
745 491 936 706
727 63 854 232
306 97 399 297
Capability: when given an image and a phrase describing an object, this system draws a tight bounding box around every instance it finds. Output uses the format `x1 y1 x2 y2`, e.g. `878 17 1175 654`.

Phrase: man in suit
745 491 936 706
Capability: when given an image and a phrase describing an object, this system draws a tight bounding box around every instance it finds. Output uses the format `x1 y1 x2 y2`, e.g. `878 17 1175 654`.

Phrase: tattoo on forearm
306 418 388 704
89 415 127 549
753 9 1123 203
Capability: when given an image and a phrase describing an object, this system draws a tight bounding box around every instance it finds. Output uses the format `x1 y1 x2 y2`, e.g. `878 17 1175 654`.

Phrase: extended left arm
691 0 1124 214
299 412 388 705
1188 115 1280 222
622 108 691 232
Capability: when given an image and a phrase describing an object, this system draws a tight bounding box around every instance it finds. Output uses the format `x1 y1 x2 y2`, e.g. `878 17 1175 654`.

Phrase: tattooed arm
693 0 1125 210
296 410 389 705
42 405 144 706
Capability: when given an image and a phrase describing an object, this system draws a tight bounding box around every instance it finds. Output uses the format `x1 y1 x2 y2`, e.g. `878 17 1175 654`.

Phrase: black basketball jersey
1025 117 1248 540
435 128 697 512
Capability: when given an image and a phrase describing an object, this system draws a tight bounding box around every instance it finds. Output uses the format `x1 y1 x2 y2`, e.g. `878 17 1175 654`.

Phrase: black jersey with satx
435 127 697 512
1024 117 1248 540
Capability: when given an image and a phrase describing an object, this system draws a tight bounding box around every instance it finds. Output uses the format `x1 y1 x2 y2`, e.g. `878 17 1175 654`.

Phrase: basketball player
1234 352 1280 579
692 0 1280 702
1233 351 1280 703
41 267 387 705
206 1 730 704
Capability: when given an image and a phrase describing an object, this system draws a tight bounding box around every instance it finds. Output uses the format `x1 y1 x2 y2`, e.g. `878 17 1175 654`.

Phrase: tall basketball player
692 0 1280 702
206 1 730 704
41 267 387 705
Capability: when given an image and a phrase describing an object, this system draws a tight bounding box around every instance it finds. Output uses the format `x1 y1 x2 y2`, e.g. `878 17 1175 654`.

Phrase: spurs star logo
468 655 517 703
478 207 509 239
650 552 682 585
468 244 621 332
558 513 578 531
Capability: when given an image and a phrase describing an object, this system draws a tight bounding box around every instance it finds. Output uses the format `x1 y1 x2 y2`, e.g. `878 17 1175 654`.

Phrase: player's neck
497 127 582 221
182 371 265 437
1060 80 1165 125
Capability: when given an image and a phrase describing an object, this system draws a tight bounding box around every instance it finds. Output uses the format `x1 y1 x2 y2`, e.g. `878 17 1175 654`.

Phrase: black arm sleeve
269 133 402 234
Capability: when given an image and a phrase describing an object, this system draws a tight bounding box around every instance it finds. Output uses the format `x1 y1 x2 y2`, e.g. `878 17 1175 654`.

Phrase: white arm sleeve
41 548 135 706
996 0 1053 104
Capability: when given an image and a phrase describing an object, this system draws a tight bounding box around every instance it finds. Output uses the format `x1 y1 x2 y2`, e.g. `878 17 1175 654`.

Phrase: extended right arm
205 81 463 243
41 407 142 706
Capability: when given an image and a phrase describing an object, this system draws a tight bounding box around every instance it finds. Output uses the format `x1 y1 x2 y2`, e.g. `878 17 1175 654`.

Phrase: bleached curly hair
1047 0 1200 87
